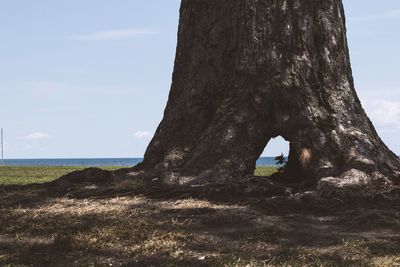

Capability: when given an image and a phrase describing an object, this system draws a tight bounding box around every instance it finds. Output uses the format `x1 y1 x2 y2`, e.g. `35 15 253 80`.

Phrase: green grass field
0 166 277 185
0 166 120 185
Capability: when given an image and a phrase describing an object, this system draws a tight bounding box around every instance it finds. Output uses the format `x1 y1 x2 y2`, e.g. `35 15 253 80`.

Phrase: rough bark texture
134 0 400 187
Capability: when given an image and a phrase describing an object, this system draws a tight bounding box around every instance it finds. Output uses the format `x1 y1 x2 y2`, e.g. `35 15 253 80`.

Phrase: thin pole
1 128 3 164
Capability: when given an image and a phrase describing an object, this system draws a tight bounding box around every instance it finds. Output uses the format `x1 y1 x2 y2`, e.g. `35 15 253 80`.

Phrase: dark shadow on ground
0 173 400 266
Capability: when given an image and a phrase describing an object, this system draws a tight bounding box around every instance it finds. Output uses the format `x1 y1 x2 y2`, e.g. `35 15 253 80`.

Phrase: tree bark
134 0 400 187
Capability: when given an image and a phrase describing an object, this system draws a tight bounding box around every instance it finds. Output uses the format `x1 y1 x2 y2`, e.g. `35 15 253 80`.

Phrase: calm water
0 157 279 167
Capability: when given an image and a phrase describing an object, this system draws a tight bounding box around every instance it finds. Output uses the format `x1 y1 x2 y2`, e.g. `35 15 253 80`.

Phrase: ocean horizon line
0 157 281 167
1 156 279 160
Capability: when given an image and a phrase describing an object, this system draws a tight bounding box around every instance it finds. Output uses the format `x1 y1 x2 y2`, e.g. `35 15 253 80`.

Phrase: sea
0 157 279 167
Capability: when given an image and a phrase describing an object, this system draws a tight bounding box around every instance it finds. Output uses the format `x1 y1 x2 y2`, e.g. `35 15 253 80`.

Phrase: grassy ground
0 166 399 266
0 166 121 185
0 166 278 185
254 167 277 177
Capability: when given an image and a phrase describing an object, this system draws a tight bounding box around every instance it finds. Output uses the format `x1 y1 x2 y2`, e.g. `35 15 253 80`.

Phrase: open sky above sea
1 0 399 159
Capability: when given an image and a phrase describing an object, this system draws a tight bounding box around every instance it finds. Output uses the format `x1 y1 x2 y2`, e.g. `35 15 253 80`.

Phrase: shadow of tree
0 180 399 266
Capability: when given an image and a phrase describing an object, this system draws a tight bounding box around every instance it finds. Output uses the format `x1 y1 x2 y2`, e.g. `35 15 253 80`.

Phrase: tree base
49 166 399 201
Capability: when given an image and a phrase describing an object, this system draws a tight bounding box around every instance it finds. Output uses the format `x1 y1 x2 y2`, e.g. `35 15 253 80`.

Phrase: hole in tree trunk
260 136 290 164
255 136 290 177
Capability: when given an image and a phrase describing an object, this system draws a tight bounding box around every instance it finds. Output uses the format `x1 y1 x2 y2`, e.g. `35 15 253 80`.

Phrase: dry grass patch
0 183 399 266
1 166 399 266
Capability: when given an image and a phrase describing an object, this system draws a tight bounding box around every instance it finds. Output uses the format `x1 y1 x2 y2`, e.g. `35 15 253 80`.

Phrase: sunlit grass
0 166 120 185
254 166 277 177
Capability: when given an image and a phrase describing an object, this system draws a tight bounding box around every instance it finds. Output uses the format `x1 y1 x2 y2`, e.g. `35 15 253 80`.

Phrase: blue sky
0 0 399 159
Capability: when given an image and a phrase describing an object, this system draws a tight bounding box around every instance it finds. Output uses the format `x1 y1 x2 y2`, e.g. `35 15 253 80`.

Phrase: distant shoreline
0 157 282 167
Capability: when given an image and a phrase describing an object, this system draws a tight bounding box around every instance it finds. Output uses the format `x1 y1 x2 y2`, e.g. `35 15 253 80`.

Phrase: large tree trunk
134 0 400 188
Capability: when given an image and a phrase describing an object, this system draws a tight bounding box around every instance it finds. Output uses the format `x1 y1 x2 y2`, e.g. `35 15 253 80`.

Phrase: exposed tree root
43 167 400 205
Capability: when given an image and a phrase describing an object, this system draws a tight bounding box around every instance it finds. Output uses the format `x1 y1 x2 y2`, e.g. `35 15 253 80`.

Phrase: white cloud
133 131 151 139
70 28 157 41
365 100 400 132
349 9 400 21
25 132 50 141
19 132 50 154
